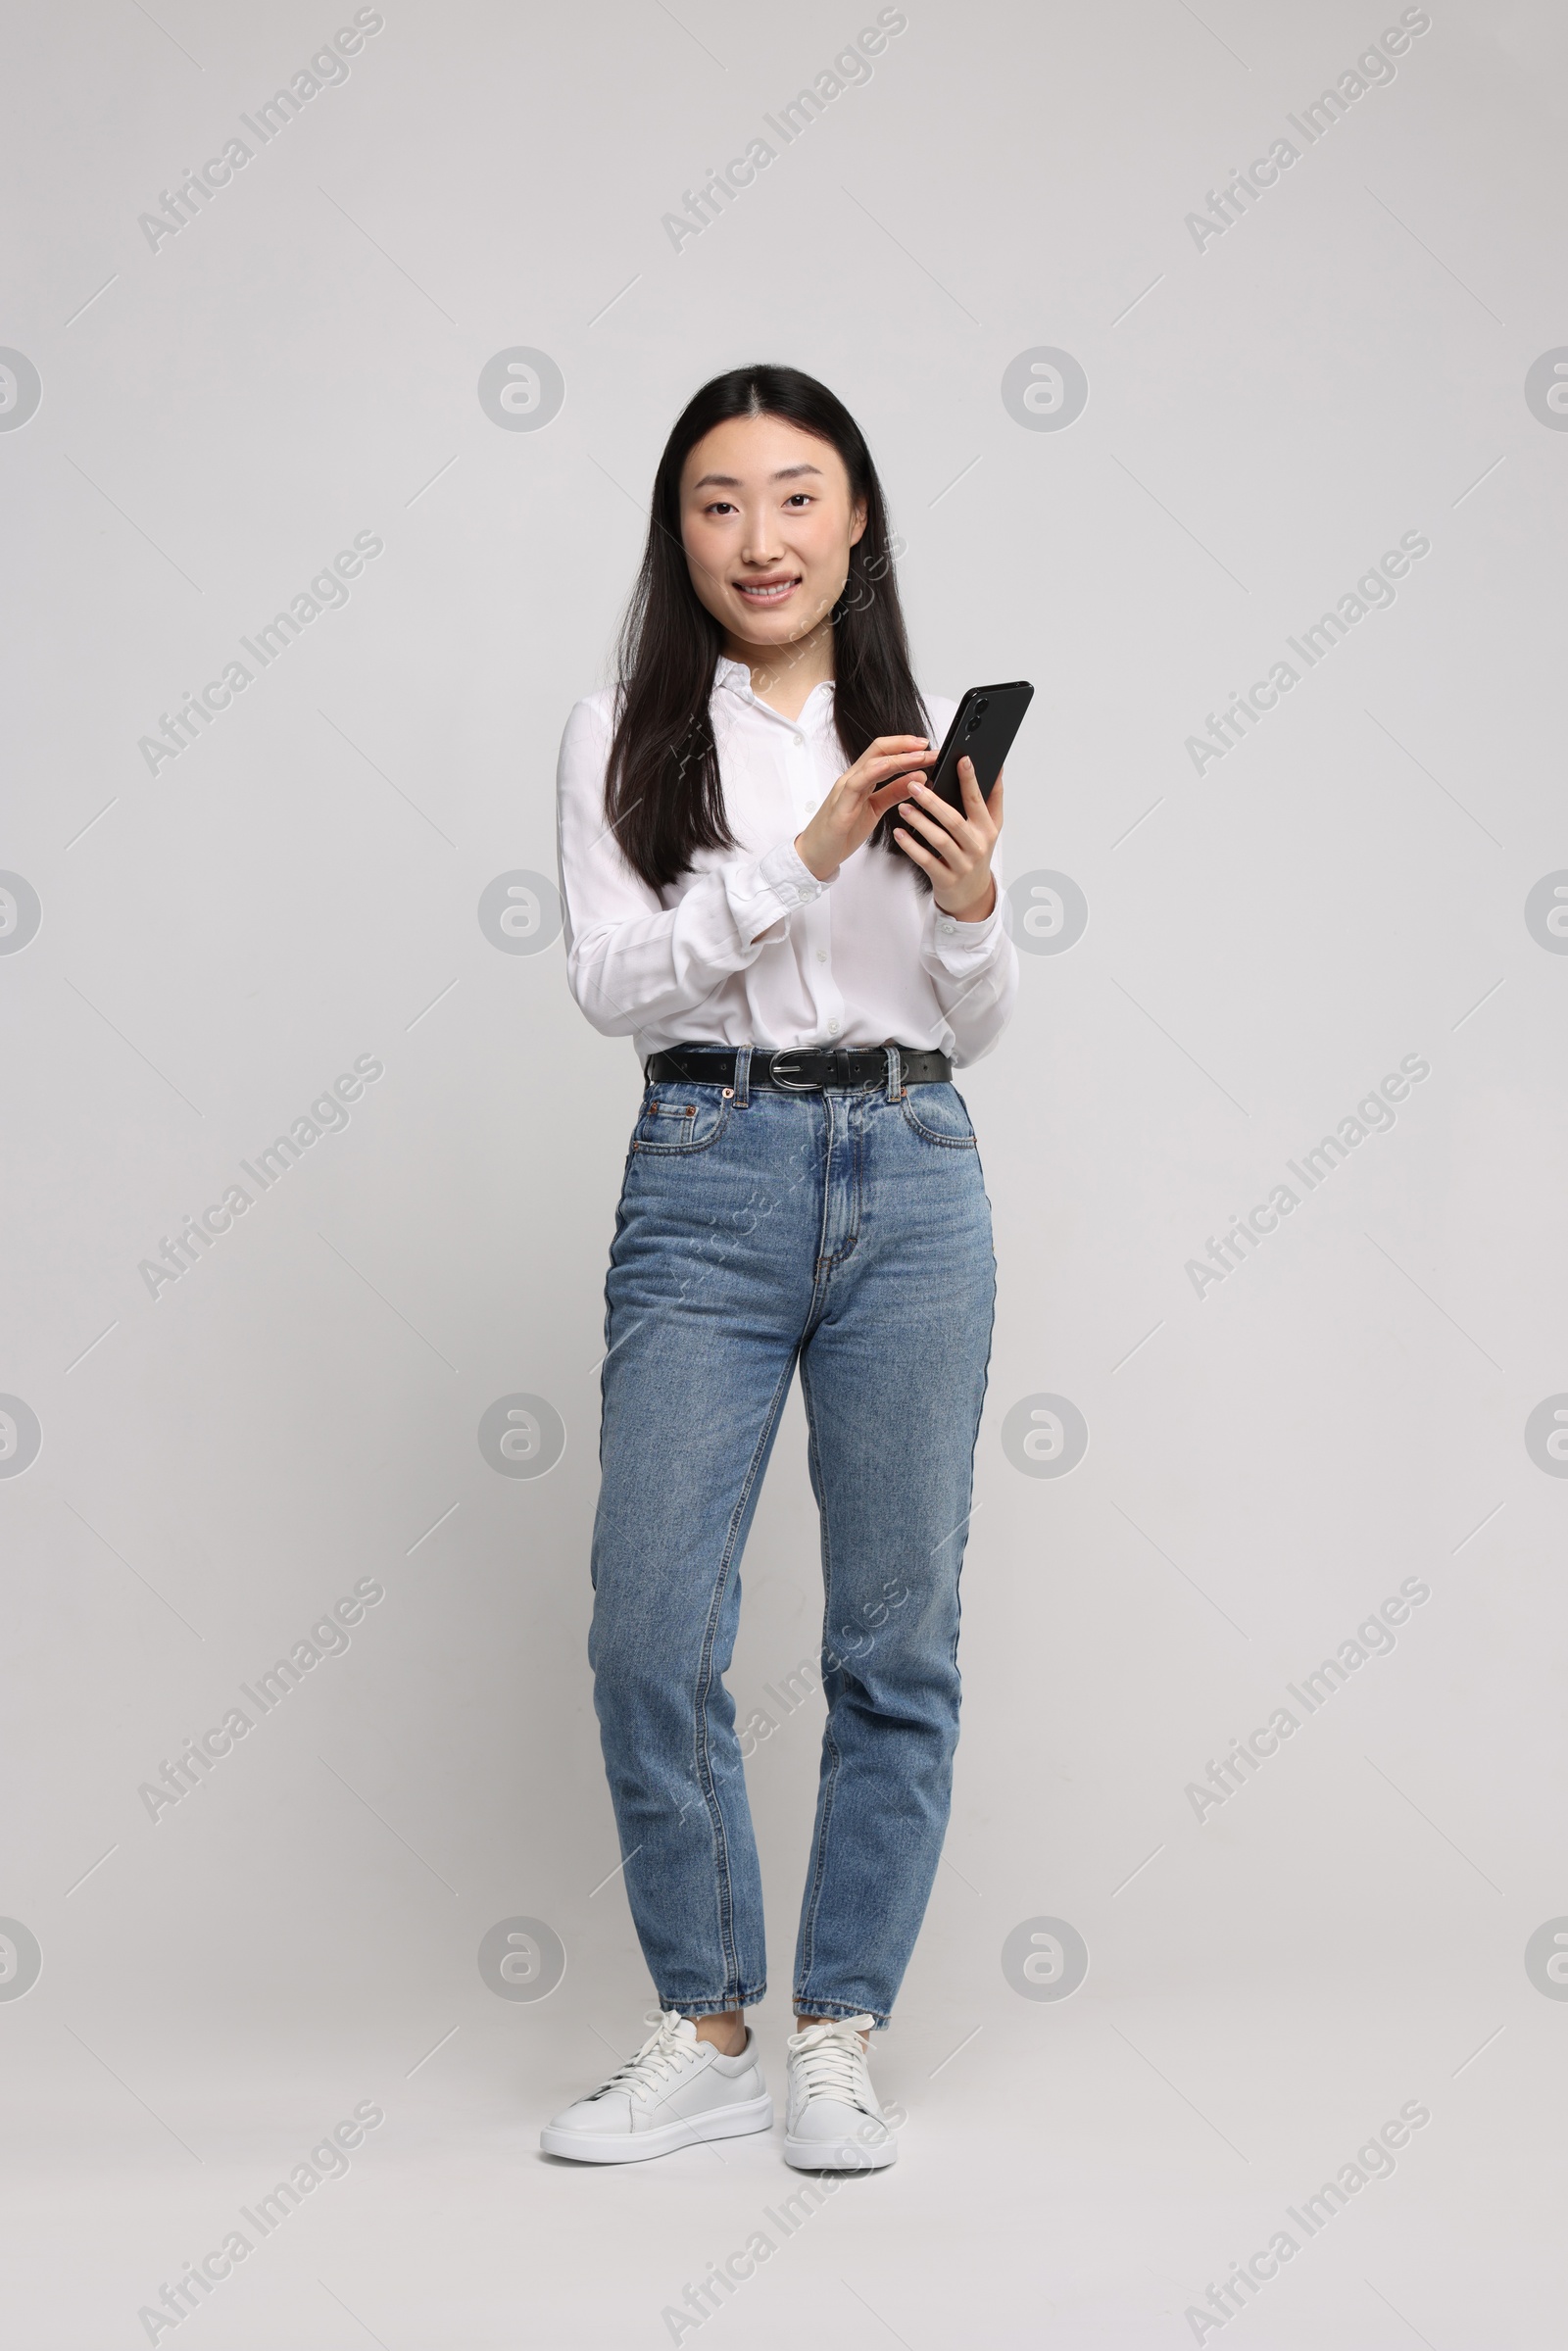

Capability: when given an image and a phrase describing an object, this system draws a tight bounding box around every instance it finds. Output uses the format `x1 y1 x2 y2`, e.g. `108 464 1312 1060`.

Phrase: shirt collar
713 658 836 719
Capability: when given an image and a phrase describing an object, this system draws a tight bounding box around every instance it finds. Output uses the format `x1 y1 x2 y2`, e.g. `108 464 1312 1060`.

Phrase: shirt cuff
925 888 1005 963
724 836 832 945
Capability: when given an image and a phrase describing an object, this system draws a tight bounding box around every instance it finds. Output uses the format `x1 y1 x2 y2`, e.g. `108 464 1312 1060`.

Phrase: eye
784 493 813 508
704 499 738 516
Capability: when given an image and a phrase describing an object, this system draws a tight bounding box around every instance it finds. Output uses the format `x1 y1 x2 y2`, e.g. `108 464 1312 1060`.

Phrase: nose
739 507 784 568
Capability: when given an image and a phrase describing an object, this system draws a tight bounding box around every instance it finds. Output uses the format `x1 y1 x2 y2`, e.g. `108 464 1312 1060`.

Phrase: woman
543 365 1016 2172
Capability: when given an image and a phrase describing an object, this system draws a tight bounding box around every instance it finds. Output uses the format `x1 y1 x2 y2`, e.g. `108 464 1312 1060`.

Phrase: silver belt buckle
767 1051 817 1092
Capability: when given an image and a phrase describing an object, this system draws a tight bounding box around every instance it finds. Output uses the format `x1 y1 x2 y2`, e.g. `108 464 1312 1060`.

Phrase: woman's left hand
892 758 1004 920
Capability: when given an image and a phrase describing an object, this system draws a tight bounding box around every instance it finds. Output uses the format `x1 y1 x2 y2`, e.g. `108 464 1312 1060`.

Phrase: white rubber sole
783 2128 899 2172
541 2090 773 2164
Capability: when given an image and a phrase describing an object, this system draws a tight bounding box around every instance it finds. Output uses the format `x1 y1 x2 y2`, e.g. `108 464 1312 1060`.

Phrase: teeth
738 580 796 596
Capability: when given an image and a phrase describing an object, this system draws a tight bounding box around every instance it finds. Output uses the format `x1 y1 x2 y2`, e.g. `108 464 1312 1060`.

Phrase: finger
867 773 925 814
897 802 964 864
860 737 930 773
988 770 1004 831
957 755 988 817
838 742 929 788
897 797 958 849
844 768 924 818
854 751 929 793
906 782 973 843
861 769 925 811
870 750 935 788
892 826 940 871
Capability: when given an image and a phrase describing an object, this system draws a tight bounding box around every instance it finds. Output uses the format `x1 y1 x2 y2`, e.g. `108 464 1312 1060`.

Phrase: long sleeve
556 696 830 1039
917 869 1019 1066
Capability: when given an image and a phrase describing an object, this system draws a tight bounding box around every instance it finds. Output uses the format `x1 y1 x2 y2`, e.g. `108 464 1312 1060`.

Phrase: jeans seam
594 1182 638 1501
795 1367 844 1995
691 1346 800 2005
662 1987 768 2018
789 1998 890 2028
810 1092 839 1273
953 1246 999 1676
812 1088 863 1269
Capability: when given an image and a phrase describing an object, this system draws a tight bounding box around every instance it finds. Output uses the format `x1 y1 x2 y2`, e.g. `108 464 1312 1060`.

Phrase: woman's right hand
794 735 930 881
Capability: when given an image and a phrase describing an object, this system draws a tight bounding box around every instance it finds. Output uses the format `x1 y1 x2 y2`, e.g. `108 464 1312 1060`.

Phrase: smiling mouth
734 576 801 602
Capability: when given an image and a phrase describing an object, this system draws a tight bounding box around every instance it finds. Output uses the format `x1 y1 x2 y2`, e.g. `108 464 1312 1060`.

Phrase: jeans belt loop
884 1044 902 1102
733 1046 752 1107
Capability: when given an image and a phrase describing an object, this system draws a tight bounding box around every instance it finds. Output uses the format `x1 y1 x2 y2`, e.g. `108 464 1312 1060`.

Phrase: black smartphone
917 681 1034 809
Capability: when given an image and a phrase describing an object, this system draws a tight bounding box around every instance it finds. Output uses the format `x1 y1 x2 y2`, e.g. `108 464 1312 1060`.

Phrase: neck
724 615 835 721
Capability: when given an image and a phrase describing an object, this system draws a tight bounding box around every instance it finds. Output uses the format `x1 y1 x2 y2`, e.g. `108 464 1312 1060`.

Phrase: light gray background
3 1 1566 2343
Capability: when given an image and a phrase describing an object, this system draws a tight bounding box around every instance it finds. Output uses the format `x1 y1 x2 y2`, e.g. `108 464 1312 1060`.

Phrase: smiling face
678 412 867 656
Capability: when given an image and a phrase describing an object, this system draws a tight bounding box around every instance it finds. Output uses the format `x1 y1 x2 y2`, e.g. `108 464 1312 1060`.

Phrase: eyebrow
689 464 826 490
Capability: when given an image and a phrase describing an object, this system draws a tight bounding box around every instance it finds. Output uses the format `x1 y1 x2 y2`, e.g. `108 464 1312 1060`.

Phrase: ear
848 499 868 548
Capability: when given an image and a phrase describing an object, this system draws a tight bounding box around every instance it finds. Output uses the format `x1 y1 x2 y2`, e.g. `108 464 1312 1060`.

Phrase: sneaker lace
591 2011 700 2103
787 2016 877 2111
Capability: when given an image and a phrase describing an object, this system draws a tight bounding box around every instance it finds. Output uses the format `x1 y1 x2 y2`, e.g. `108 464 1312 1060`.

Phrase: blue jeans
588 1048 996 2029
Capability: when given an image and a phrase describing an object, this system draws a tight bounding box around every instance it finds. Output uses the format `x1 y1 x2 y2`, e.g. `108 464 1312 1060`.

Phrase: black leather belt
645 1045 952 1093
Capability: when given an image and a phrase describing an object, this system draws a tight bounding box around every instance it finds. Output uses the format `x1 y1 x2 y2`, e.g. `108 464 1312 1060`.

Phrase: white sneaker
540 2011 771 2163
783 2014 898 2171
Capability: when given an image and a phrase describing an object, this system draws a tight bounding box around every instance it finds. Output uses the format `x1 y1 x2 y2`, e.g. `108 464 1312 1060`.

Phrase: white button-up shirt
556 659 1017 1065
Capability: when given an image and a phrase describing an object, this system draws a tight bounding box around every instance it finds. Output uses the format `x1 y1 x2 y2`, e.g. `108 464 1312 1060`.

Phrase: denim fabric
588 1051 996 2029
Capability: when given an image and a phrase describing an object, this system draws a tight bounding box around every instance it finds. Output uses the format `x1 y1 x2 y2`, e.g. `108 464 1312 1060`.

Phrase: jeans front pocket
899 1083 977 1148
631 1084 733 1155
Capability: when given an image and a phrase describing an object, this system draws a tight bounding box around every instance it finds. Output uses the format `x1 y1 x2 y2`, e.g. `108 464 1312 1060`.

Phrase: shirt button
940 917 956 934
815 951 828 964
826 1016 841 1035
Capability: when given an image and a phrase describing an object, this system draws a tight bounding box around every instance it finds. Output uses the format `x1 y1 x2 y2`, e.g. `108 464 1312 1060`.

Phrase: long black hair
605 365 930 893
